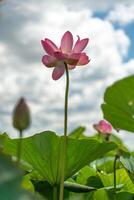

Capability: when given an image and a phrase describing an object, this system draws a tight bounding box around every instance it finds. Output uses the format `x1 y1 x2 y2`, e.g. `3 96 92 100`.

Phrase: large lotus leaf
102 75 134 132
3 131 117 186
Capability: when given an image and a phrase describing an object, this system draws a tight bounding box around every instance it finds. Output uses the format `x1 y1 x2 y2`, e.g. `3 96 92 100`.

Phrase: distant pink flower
41 31 90 80
93 120 112 134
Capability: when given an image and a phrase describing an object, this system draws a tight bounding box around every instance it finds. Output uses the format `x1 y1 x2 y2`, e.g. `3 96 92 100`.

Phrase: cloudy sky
0 0 134 148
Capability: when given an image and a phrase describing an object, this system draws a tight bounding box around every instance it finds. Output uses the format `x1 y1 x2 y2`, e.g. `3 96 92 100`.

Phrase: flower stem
64 63 69 137
53 185 58 200
113 154 118 200
59 62 69 200
17 130 23 164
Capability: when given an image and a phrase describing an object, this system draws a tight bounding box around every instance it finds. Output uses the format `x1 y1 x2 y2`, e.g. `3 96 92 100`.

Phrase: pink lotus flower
93 120 112 134
41 31 90 80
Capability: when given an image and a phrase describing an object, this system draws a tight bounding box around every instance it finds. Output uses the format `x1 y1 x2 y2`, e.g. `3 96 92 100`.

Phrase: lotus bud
93 120 112 134
93 120 112 141
13 97 31 132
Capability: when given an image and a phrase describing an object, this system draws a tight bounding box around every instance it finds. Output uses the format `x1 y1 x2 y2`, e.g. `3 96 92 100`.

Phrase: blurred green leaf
0 133 9 151
69 126 86 139
0 154 41 200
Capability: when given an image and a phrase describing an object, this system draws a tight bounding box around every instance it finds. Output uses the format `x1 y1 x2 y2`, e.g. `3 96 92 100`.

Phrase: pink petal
54 51 68 60
77 53 90 66
45 39 58 50
41 39 58 56
52 64 65 80
68 65 76 70
67 53 81 65
69 53 81 60
42 55 57 67
60 31 73 53
99 120 112 133
73 36 89 53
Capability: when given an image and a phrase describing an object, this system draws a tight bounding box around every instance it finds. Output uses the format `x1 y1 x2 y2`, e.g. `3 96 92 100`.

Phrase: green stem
59 62 69 200
17 130 23 164
64 62 69 138
113 155 118 200
53 185 58 200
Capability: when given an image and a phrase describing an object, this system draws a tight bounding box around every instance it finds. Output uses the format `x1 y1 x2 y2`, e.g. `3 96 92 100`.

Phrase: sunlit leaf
76 166 96 185
102 75 134 132
92 156 121 173
99 168 134 194
93 189 109 200
120 153 134 184
3 131 117 185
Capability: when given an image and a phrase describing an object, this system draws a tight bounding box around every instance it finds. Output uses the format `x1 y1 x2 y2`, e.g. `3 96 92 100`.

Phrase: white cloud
0 0 134 149
62 0 134 12
107 3 134 25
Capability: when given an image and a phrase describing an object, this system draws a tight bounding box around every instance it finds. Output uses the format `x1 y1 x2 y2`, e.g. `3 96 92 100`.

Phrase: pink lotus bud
93 120 112 134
